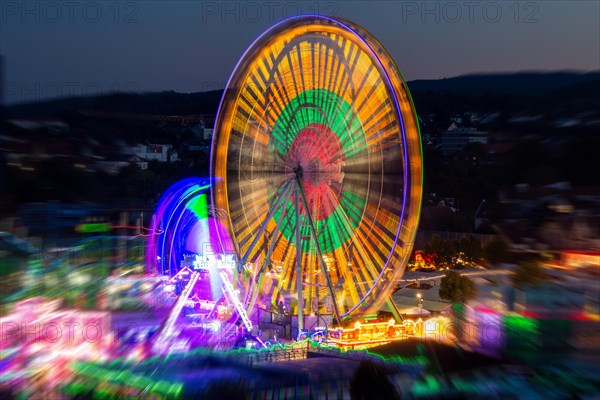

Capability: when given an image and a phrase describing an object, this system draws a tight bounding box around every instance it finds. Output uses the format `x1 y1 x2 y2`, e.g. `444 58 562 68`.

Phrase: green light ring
271 88 368 159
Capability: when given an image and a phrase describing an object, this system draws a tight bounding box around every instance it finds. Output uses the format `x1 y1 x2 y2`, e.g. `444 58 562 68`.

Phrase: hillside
5 71 599 120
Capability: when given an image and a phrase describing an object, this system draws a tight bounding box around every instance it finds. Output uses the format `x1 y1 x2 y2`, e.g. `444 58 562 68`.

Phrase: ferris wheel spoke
255 194 288 283
272 75 292 120
286 58 301 101
293 44 307 96
294 181 304 331
362 102 393 136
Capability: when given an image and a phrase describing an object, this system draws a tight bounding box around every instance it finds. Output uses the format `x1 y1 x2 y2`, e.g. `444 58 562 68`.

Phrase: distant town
1 70 599 398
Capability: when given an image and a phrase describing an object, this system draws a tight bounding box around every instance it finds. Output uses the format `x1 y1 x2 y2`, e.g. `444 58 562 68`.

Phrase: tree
439 271 477 304
424 236 456 268
483 236 509 266
512 259 548 288
456 235 483 264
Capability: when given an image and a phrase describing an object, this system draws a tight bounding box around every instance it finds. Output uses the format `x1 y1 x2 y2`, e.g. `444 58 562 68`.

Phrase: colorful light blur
146 178 252 350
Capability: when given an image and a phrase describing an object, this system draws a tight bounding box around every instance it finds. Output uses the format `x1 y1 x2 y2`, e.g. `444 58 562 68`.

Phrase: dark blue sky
2 1 599 104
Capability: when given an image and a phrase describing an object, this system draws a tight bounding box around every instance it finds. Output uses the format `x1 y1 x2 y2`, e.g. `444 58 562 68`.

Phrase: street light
416 293 423 318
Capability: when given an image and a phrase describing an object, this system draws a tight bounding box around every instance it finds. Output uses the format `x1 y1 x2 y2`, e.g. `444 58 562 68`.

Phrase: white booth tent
398 306 432 317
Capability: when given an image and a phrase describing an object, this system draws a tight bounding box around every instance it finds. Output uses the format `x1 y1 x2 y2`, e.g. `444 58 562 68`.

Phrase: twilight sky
2 0 599 104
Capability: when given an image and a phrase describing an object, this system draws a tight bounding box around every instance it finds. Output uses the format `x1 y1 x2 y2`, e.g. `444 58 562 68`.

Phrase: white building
97 155 148 175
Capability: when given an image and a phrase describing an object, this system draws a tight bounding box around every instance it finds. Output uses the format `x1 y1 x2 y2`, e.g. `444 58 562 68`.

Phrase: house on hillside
128 143 178 162
97 154 148 175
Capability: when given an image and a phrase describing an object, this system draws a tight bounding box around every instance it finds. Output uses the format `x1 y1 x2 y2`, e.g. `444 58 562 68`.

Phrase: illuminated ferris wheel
211 16 423 326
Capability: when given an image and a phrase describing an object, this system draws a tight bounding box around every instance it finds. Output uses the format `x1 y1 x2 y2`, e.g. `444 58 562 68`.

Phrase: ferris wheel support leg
238 178 293 272
295 184 304 333
256 193 288 282
385 297 403 323
247 204 286 320
244 183 291 315
296 179 343 328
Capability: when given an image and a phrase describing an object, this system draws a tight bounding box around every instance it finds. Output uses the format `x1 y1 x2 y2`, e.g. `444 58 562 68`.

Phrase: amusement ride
147 15 423 351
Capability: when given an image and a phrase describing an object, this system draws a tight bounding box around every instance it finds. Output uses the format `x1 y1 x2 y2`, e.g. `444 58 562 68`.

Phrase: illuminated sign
75 223 112 233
